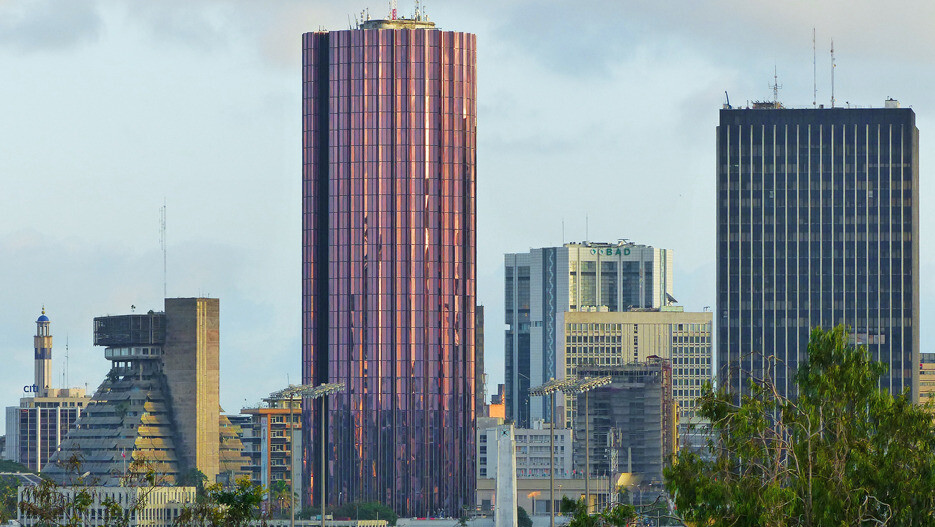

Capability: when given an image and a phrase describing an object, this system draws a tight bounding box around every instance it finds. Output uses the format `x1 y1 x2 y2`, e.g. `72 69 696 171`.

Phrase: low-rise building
574 360 677 485
478 421 572 480
17 486 196 527
561 307 712 450
239 398 302 493
920 353 935 407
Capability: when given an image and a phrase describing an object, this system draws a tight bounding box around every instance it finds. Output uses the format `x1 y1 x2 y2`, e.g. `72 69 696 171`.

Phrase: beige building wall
920 354 935 408
560 308 712 431
163 298 220 482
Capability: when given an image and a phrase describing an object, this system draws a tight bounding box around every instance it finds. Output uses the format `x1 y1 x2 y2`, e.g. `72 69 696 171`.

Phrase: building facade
562 308 712 448
238 399 302 494
476 305 486 419
477 422 572 480
18 485 196 527
717 102 920 400
3 310 91 471
505 241 674 427
920 353 935 407
43 298 221 485
575 361 677 485
301 13 477 516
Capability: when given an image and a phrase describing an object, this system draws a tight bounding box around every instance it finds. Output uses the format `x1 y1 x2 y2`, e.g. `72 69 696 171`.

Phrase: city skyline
4 0 935 433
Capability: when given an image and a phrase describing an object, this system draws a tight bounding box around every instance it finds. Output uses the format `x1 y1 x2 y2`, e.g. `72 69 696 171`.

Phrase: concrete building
3 309 91 471
920 353 935 407
163 298 220 481
561 308 712 449
43 298 222 485
477 422 572 480
302 12 477 516
239 398 302 494
17 485 196 526
574 360 677 485
477 306 487 419
505 241 674 427
218 412 249 484
717 101 920 401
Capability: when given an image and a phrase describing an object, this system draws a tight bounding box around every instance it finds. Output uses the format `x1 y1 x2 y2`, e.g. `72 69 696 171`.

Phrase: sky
2 0 935 430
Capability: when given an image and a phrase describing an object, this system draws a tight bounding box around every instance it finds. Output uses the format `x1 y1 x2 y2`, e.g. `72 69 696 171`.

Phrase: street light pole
584 389 589 514
291 392 296 527
270 382 345 527
563 375 611 516
550 391 555 526
321 394 326 527
529 377 576 527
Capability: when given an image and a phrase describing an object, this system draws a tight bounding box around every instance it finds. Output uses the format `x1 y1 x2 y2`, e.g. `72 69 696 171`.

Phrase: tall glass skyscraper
302 15 477 517
716 101 919 401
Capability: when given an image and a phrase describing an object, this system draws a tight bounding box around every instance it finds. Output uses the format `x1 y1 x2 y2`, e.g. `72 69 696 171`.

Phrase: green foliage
174 476 266 527
517 506 532 527
560 497 635 527
268 479 291 519
0 476 18 523
665 325 935 526
0 459 35 473
16 454 158 527
332 501 398 526
176 468 208 495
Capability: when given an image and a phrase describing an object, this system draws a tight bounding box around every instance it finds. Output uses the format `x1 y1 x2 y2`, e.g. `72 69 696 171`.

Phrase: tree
665 325 935 526
559 497 635 527
177 468 208 495
332 501 398 526
517 506 532 527
17 453 161 527
174 476 266 527
268 479 291 518
0 475 19 523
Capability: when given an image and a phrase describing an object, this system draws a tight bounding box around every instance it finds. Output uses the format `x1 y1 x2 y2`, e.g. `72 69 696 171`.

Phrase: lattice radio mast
770 65 783 107
830 39 836 108
812 28 817 108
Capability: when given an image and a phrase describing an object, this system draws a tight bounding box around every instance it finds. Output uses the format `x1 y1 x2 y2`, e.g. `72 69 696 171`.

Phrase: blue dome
37 315 49 323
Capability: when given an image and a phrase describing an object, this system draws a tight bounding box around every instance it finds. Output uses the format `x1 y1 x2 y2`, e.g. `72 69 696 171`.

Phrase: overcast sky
2 0 935 430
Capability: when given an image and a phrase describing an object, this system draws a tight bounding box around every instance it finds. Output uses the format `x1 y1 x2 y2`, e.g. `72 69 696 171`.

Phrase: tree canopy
665 325 935 526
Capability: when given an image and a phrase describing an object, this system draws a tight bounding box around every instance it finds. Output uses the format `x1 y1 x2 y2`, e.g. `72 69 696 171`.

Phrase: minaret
34 307 52 397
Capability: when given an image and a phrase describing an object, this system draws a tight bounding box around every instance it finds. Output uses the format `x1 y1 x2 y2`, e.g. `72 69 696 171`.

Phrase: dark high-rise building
717 100 919 400
302 12 477 517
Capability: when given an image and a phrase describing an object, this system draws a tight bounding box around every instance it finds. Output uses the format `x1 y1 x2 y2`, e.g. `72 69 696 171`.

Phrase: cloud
0 1 102 51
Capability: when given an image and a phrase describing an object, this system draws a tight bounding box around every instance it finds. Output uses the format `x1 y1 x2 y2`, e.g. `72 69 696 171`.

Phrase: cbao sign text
590 247 631 256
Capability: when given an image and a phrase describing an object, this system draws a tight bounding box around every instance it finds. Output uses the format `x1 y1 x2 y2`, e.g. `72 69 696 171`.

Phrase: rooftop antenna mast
389 0 397 19
770 65 782 107
830 39 836 108
65 334 69 388
160 199 167 298
812 28 817 108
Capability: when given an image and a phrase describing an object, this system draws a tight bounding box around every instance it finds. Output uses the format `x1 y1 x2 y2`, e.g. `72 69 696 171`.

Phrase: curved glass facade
302 25 477 517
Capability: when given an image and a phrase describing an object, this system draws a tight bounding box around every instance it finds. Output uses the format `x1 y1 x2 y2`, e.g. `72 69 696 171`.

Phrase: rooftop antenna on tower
160 199 167 298
65 334 69 388
389 0 397 19
770 65 783 107
812 28 817 108
830 39 836 108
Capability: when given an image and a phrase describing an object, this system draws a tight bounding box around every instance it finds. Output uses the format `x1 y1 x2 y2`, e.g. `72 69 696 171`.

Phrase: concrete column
494 425 517 527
